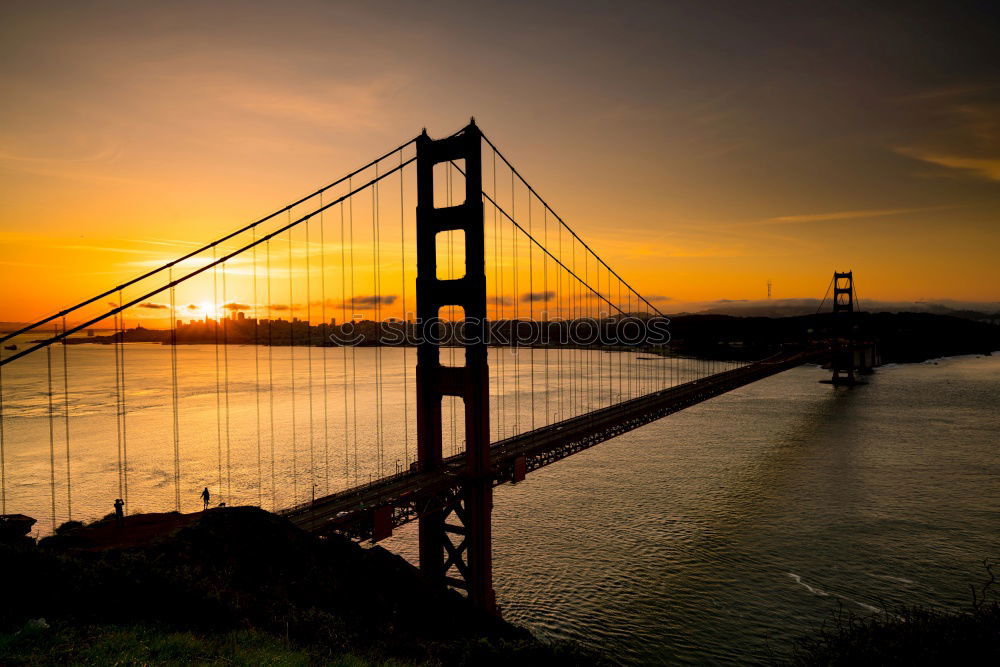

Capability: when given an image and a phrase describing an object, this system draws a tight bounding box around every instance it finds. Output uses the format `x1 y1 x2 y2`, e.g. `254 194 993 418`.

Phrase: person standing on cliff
113 498 124 528
201 487 210 510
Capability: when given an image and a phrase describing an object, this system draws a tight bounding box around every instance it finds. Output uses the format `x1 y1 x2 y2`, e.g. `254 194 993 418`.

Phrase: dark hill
1 507 590 664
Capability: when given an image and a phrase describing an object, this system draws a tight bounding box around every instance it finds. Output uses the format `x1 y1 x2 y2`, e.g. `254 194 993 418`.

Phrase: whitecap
787 572 829 596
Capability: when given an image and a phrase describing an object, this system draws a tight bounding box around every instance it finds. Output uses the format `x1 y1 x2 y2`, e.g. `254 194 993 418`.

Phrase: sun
197 300 220 319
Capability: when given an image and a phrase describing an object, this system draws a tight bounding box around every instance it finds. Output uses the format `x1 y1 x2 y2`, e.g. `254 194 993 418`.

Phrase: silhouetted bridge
0 120 866 615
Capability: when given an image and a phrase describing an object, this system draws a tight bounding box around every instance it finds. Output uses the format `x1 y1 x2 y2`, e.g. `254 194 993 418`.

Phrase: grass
0 622 414 666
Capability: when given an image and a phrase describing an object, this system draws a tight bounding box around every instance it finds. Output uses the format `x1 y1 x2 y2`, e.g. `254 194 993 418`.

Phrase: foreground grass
0 622 402 666
789 603 1000 665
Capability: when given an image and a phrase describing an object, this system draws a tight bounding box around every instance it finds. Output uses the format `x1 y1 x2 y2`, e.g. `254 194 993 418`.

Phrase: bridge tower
830 270 857 385
415 120 496 613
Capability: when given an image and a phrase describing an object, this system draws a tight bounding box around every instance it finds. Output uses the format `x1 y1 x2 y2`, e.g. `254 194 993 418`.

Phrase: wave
787 573 883 613
787 573 829 597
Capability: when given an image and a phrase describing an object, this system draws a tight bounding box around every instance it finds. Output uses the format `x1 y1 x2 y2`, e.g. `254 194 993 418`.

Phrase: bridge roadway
283 345 826 541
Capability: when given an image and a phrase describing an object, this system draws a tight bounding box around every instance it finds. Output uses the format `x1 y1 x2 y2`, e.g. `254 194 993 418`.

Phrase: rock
0 514 37 545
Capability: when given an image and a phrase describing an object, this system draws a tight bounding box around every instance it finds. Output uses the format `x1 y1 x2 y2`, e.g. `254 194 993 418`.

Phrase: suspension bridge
0 121 866 613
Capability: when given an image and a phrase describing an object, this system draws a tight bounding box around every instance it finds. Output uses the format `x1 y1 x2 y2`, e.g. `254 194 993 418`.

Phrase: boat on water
3 344 16 351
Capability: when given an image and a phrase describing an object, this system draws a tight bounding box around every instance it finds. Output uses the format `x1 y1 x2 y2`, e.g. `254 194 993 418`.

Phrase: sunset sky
1 1 998 324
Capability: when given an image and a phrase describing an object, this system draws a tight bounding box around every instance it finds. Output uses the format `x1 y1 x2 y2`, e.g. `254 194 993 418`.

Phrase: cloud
223 302 251 311
645 295 674 302
896 148 1000 182
765 206 949 224
186 304 199 311
269 304 296 312
489 295 514 306
137 301 169 310
521 291 556 303
344 295 397 307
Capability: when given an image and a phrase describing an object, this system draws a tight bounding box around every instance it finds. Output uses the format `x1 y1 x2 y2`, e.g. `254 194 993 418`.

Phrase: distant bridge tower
415 120 496 613
830 271 857 384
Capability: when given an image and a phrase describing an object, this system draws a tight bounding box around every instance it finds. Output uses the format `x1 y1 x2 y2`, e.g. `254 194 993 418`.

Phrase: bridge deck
283 347 824 540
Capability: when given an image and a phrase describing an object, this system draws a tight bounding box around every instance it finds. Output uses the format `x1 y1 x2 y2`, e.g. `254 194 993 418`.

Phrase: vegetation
789 561 1000 665
0 624 318 666
0 508 592 665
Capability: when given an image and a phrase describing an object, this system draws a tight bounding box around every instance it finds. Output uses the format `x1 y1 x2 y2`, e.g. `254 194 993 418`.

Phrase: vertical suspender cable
222 262 232 504
46 336 56 531
118 291 129 512
113 306 124 505
267 239 277 510
511 170 519 435
212 250 223 503
288 225 297 504
253 228 263 506
528 193 535 430
169 271 181 511
0 364 5 514
340 200 350 481
321 192 330 493
400 152 409 464
557 220 563 423
61 317 71 520
574 243 579 413
584 250 590 413
306 213 315 497
627 290 633 399
543 207 549 425
349 180 359 483
615 280 625 403
0 364 5 515
372 165 384 471
494 150 504 441
447 167 456 453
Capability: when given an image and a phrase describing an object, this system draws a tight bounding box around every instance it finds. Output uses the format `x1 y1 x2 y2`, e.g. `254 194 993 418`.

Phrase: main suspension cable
480 132 664 317
3 158 415 368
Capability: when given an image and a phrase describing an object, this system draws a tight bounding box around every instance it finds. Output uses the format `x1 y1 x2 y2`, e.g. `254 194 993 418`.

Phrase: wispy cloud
765 206 950 224
896 148 1000 182
521 291 556 303
344 295 397 307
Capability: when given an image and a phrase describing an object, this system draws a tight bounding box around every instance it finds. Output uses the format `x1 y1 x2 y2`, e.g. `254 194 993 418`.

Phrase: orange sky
2 1 999 325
